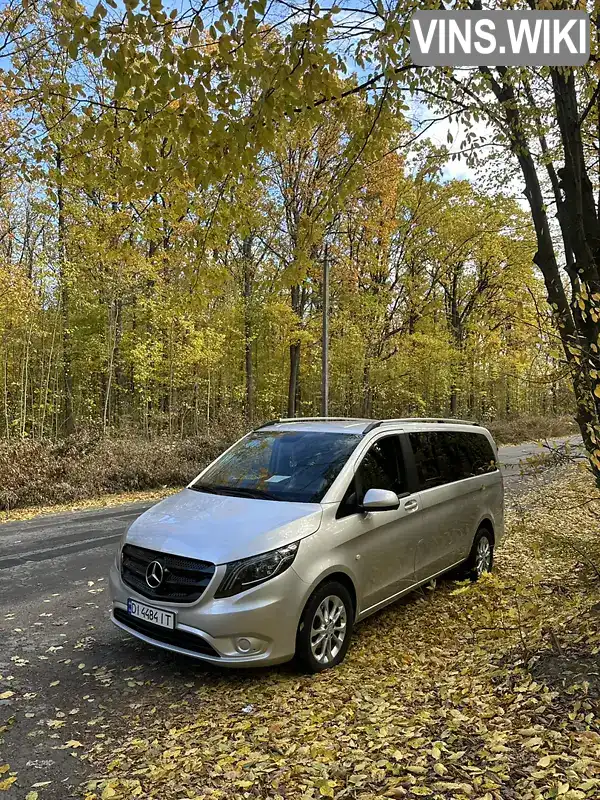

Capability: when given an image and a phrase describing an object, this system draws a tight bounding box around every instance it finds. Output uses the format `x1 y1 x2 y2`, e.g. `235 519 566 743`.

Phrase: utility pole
321 243 329 417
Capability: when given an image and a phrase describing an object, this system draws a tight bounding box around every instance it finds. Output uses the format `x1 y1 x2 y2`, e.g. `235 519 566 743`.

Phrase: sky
411 99 528 203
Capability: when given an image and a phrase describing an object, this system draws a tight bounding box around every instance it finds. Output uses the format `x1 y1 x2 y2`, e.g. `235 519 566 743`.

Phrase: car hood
125 488 323 564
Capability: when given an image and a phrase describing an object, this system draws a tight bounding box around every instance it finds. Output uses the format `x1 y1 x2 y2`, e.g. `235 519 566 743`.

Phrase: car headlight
214 542 299 598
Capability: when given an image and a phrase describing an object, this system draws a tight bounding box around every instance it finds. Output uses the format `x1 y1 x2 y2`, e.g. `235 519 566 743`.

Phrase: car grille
113 608 220 658
121 544 216 603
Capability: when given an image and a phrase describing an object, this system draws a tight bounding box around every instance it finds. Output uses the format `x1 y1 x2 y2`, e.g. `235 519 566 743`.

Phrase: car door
335 435 423 614
409 431 469 581
452 431 502 557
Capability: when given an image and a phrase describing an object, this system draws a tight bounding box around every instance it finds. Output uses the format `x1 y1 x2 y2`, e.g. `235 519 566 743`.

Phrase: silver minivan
110 417 504 672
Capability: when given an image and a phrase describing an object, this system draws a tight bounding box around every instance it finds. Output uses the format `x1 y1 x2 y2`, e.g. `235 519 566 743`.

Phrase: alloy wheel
310 594 347 665
475 536 492 577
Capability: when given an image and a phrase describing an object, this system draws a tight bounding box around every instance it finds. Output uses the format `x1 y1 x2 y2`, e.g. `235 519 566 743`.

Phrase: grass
0 429 240 515
0 487 177 524
486 414 578 446
80 463 600 800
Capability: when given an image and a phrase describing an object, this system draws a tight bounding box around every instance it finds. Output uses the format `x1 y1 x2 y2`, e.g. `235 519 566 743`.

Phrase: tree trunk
287 284 302 417
103 299 121 433
481 68 600 466
242 236 254 426
287 342 301 417
362 360 373 417
2 342 9 438
56 145 75 437
321 245 329 417
446 267 462 417
467 356 476 418
551 70 600 419
449 387 458 417
113 298 125 427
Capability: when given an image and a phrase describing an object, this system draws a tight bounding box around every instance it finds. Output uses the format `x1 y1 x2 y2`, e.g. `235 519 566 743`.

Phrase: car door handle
404 499 419 512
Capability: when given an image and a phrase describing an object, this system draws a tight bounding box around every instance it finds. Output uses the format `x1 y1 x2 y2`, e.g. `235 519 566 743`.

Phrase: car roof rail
364 417 480 433
362 419 383 433
256 416 371 429
254 418 280 429
256 416 481 433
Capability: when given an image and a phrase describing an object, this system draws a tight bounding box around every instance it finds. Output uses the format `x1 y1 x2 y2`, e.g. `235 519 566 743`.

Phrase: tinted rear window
409 432 444 488
409 431 497 489
461 432 497 475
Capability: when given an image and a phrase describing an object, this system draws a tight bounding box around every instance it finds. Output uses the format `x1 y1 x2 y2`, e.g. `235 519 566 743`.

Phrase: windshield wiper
189 484 280 501
189 484 229 496
224 486 281 501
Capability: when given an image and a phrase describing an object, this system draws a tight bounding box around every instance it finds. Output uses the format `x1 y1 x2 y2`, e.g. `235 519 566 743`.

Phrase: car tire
296 581 354 673
463 527 494 581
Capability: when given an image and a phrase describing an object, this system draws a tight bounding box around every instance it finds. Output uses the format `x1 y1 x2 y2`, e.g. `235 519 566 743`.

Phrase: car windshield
190 430 362 503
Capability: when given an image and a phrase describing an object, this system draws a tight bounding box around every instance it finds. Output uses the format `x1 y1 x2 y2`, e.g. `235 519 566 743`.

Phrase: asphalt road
496 434 583 484
0 436 584 798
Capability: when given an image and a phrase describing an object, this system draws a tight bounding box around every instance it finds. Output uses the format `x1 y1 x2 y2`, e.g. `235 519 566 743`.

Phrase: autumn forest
3 5 600 799
1 0 597 462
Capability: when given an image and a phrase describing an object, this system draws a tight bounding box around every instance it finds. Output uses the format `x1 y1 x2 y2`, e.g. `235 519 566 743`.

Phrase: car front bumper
109 560 307 667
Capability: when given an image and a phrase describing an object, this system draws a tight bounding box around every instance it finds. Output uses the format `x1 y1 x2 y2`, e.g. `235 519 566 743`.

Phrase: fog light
236 637 252 653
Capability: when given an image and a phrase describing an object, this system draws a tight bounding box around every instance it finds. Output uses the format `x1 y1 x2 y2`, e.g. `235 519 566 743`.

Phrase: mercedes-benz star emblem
145 560 164 589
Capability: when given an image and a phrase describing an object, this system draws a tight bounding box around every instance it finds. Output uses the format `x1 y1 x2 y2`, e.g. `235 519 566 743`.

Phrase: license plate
127 598 175 629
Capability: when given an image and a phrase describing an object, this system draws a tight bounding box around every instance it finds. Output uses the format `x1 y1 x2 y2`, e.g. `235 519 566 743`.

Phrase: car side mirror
360 488 400 512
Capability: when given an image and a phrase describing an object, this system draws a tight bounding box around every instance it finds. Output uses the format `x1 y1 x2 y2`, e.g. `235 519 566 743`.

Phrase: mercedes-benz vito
110 417 503 672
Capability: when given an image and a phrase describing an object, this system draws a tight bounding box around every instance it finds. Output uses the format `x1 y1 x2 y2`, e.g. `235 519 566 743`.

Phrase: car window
437 432 471 480
192 430 362 503
409 432 444 489
432 433 466 483
438 431 498 478
358 436 406 495
337 436 406 518
460 432 498 475
410 430 497 490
